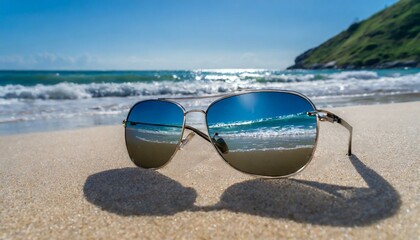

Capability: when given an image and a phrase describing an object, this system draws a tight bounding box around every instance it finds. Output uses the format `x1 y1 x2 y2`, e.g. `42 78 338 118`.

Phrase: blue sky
0 0 397 70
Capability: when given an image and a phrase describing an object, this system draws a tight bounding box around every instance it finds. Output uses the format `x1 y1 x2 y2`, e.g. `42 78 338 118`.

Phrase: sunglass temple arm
310 110 353 156
185 125 211 142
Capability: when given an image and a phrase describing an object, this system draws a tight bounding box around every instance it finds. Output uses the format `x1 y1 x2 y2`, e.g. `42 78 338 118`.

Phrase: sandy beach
1 101 419 239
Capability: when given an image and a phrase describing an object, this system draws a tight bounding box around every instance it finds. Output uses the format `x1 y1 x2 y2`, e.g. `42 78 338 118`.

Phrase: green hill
288 0 420 69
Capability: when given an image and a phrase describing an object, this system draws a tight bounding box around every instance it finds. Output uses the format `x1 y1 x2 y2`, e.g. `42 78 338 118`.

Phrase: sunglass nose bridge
185 109 206 114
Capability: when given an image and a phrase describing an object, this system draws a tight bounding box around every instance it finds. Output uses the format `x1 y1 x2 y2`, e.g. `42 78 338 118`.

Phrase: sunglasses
123 90 352 178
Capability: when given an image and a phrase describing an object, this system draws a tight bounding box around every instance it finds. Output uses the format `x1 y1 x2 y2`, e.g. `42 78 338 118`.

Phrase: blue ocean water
0 69 419 135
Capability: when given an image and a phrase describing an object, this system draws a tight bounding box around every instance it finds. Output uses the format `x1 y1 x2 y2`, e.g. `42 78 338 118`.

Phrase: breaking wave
0 70 419 100
0 69 419 133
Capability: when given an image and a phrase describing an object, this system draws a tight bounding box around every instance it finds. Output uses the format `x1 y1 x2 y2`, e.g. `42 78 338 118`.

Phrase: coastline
1 101 419 239
1 69 419 137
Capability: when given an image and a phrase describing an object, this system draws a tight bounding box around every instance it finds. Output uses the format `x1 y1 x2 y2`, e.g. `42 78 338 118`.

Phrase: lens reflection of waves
208 112 315 133
228 145 314 153
134 135 179 144
130 125 181 144
221 127 316 139
224 134 316 152
208 112 316 152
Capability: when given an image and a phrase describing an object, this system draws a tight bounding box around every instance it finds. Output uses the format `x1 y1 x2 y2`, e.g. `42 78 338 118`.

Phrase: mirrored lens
206 92 317 177
125 100 184 168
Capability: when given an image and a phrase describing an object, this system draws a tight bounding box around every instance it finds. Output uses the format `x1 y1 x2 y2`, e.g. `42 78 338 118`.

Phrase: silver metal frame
316 109 353 155
123 89 353 178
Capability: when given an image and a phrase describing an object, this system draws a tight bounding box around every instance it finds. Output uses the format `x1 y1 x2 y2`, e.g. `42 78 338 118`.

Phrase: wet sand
1 102 419 239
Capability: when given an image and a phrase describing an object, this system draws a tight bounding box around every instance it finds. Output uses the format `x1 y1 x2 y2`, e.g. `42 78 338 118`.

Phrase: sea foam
0 70 418 101
0 69 419 132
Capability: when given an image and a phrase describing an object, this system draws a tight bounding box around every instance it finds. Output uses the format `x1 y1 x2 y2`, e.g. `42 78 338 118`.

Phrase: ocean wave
0 70 419 100
327 70 379 80
0 70 419 127
0 81 227 100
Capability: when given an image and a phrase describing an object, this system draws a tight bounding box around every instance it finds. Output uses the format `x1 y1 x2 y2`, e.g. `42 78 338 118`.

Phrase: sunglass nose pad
211 133 229 154
179 132 195 150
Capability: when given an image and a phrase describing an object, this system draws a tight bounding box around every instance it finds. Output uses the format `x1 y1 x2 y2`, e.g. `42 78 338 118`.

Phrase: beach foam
0 69 419 134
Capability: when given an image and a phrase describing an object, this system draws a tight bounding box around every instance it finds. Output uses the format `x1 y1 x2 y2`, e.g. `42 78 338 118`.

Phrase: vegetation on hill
288 0 420 69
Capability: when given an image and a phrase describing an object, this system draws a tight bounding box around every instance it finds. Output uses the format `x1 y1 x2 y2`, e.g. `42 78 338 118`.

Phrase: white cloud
0 51 296 70
0 55 25 65
0 53 156 70
31 53 93 67
0 53 96 70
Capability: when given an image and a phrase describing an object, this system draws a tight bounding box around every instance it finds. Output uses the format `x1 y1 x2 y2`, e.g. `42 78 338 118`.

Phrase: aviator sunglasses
123 90 353 178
